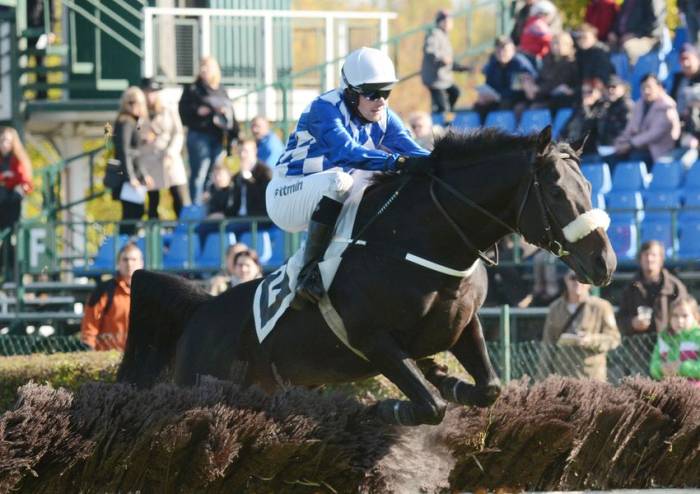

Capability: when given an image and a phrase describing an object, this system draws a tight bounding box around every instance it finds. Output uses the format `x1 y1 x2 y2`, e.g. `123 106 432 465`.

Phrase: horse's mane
371 128 543 186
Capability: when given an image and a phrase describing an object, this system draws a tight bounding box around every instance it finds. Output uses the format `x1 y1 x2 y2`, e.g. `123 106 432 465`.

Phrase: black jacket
598 96 634 145
111 115 144 200
178 78 240 144
232 164 272 217
613 0 665 39
576 42 614 84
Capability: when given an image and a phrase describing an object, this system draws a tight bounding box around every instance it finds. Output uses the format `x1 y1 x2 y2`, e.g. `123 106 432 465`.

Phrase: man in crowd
541 270 621 381
81 242 143 351
420 9 471 114
250 116 284 169
670 44 700 119
618 240 688 336
609 0 665 65
575 23 615 84
474 35 537 118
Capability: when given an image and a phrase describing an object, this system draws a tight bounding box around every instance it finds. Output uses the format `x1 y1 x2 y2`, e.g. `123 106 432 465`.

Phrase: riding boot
290 196 343 310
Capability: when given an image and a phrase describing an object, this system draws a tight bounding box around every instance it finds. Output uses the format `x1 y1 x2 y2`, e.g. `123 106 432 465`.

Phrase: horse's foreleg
419 315 501 408
363 333 447 426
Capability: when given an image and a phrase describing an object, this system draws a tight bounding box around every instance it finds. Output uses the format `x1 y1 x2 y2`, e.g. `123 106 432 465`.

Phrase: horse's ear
536 125 552 156
570 132 589 156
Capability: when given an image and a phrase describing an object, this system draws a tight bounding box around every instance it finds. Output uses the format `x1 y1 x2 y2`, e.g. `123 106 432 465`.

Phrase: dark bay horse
117 127 617 427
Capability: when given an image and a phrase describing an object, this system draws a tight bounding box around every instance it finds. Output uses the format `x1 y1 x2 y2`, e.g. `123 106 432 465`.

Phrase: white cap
531 0 556 17
340 47 398 92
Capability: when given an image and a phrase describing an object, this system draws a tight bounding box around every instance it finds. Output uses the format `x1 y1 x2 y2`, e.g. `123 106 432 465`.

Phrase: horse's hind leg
362 332 447 426
419 315 501 408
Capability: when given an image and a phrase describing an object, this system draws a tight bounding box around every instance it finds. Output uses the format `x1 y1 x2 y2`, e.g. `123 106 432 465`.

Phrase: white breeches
265 168 354 232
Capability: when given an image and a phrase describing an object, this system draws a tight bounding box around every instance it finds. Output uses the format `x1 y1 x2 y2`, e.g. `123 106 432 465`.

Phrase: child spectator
519 0 557 61
650 295 700 386
231 139 272 220
81 242 143 351
203 162 234 218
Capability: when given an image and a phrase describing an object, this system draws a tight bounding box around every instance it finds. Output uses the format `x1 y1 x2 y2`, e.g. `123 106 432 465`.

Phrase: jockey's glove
396 155 434 175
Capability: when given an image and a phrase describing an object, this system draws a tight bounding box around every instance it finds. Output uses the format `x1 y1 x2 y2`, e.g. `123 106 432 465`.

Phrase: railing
228 0 508 134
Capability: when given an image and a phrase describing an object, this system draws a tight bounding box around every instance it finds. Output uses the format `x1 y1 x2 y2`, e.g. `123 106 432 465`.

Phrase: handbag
103 158 124 190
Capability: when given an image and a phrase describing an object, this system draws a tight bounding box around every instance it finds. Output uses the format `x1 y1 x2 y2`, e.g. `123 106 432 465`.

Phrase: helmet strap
343 88 372 124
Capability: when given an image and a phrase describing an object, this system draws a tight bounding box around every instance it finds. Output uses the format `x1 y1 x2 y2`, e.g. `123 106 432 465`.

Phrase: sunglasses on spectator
360 89 391 101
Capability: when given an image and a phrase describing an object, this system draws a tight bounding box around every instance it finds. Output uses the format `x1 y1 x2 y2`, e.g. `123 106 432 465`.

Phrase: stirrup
290 265 325 310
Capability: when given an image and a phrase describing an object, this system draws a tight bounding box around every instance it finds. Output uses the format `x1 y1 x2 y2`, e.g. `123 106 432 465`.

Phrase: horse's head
518 127 616 286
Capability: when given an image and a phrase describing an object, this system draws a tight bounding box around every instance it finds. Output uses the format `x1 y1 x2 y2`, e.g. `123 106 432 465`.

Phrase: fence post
499 304 511 381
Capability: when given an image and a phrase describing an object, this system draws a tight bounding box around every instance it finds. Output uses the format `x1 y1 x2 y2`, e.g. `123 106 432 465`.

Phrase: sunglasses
360 89 391 101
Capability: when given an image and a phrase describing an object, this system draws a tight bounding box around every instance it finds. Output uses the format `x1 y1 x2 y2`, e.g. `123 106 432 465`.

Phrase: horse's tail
117 270 211 387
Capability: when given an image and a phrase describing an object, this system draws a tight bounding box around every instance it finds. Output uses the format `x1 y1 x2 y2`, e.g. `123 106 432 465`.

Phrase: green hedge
0 351 121 412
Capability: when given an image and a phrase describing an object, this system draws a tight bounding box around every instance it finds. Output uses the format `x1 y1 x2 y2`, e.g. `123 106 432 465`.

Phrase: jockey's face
358 93 387 122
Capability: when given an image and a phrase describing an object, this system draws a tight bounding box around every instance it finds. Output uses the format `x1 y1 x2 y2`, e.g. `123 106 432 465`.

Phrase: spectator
179 56 240 205
597 75 634 147
618 240 688 336
561 78 607 156
0 127 32 278
510 0 538 45
475 35 538 118
541 270 621 381
80 242 143 351
609 0 665 65
203 162 234 218
139 77 191 219
670 44 700 119
208 242 250 295
112 87 151 236
679 0 700 44
584 0 619 41
575 23 615 84
613 74 681 169
678 83 700 166
420 9 471 114
250 116 284 168
519 0 557 61
650 295 700 386
232 139 272 222
525 31 580 110
407 111 444 150
230 249 263 286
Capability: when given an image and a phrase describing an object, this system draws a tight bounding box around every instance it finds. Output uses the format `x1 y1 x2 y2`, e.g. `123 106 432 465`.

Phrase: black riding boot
290 196 343 310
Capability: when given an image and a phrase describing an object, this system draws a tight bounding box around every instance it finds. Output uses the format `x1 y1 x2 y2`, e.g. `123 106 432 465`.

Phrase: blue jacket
257 132 285 168
276 89 429 176
482 53 537 103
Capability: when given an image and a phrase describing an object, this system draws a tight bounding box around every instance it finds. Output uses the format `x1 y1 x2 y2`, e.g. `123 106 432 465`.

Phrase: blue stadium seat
518 108 551 134
196 233 231 270
431 112 446 127
265 227 287 268
176 204 206 233
608 220 638 261
606 191 644 222
649 161 683 190
484 110 517 133
680 188 700 221
73 234 130 277
581 162 612 195
673 27 688 52
685 161 700 188
630 50 662 100
644 190 681 222
610 52 631 83
640 218 675 257
451 110 480 131
678 218 700 260
552 107 573 139
238 230 273 265
162 233 200 269
591 192 606 209
611 161 650 191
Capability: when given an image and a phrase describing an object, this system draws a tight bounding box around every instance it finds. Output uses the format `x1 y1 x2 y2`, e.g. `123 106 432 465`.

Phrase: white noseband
562 209 611 243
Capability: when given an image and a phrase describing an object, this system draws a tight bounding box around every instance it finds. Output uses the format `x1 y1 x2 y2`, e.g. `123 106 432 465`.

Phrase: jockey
266 46 432 308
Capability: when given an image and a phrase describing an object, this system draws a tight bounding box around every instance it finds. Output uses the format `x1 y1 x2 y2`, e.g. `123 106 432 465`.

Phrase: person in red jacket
584 0 619 41
519 0 557 61
0 126 33 277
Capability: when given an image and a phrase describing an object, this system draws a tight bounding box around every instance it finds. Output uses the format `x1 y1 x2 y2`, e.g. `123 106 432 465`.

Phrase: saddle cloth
253 170 374 343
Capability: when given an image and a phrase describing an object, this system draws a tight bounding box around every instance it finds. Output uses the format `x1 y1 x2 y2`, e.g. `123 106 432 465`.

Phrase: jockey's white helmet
340 47 398 93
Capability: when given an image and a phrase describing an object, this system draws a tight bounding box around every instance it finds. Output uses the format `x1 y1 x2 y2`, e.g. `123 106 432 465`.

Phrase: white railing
142 7 397 118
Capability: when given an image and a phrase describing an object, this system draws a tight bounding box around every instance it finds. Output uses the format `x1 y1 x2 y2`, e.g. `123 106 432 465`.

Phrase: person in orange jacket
81 242 143 351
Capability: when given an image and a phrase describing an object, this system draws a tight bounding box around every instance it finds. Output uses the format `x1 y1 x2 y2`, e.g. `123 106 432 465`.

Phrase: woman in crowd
113 86 152 235
179 56 240 205
525 31 580 110
208 242 249 295
139 78 191 219
650 295 700 386
0 127 33 276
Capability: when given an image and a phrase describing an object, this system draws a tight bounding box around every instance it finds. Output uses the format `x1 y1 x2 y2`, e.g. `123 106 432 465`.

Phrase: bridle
425 149 571 267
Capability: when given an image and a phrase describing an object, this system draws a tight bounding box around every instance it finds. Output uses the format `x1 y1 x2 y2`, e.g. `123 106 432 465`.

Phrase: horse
117 126 617 427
